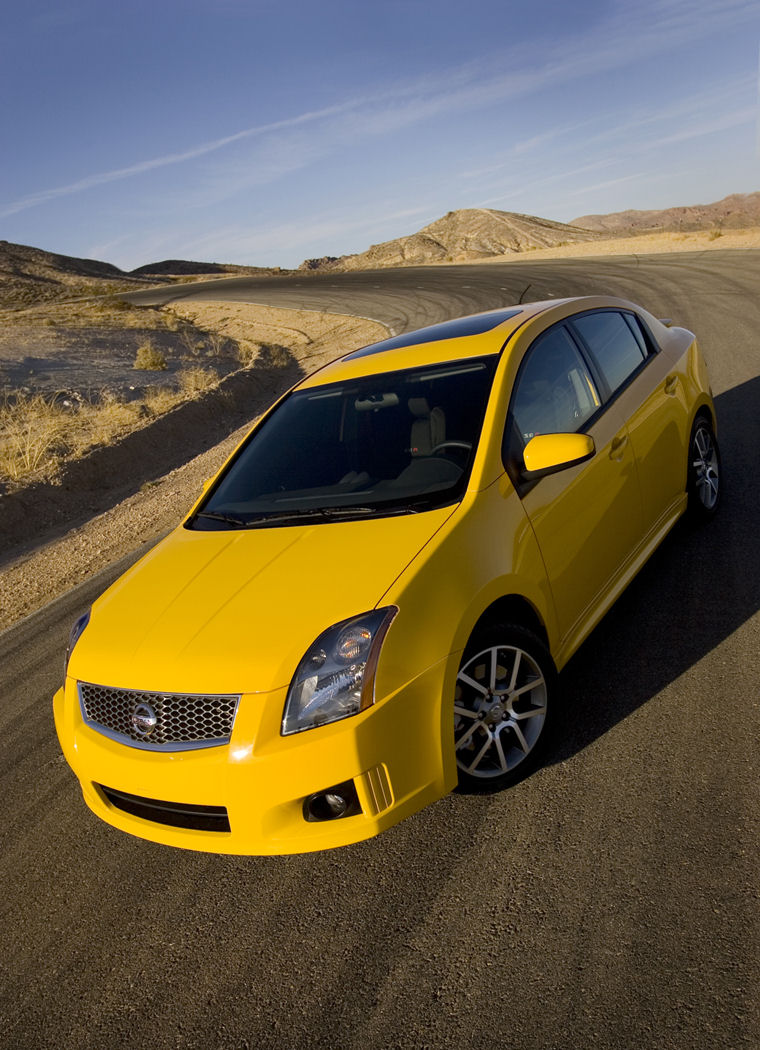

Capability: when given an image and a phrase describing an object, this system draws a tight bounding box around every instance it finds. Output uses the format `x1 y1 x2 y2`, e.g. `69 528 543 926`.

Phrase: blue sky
2 0 759 269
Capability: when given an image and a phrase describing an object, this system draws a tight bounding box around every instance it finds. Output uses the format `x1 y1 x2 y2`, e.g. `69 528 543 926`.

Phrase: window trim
501 308 660 496
501 320 606 493
189 354 500 528
567 308 653 406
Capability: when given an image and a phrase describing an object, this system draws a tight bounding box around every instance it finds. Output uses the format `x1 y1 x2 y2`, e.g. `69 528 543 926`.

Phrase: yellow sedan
54 295 719 854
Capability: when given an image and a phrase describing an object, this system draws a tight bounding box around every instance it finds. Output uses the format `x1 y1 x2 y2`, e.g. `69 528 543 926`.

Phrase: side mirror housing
523 433 595 477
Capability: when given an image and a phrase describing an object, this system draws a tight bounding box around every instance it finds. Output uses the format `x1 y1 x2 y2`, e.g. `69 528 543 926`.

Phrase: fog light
324 793 348 817
303 779 362 822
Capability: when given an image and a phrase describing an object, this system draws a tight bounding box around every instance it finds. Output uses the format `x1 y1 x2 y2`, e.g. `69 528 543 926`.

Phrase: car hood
70 509 454 695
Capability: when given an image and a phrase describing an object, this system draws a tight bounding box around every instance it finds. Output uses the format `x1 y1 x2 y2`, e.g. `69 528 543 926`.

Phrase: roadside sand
475 226 760 263
0 304 388 629
162 299 384 368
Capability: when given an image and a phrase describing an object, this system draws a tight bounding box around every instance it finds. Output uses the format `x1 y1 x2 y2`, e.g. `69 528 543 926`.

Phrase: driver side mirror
523 433 595 478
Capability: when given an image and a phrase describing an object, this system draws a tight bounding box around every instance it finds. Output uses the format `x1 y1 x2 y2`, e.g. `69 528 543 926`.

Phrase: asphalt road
2 252 758 1049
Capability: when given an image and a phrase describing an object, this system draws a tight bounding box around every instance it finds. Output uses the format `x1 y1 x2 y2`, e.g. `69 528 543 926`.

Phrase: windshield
190 356 498 529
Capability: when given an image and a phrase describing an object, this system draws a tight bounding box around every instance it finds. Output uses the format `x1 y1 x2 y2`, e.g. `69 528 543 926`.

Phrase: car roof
298 298 577 388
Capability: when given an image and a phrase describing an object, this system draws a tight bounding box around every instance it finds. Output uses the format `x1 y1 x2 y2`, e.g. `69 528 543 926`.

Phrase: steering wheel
431 441 473 456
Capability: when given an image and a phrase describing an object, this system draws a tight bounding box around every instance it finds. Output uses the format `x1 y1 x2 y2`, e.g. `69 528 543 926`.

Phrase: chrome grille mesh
78 682 239 752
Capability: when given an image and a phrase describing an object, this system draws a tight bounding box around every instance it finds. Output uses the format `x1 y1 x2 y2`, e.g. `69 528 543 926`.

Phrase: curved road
1 252 758 1049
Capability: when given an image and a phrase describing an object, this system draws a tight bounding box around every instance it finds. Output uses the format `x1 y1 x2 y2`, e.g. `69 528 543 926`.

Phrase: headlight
64 608 90 680
282 607 397 735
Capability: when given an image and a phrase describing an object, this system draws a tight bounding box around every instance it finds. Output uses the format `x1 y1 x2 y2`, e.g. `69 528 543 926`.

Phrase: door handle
664 374 678 395
609 433 628 461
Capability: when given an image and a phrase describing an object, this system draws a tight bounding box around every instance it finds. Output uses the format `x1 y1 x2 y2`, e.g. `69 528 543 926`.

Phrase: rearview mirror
523 433 595 477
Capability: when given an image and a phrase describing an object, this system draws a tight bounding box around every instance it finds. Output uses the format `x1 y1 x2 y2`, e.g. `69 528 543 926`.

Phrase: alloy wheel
692 423 720 510
454 643 547 780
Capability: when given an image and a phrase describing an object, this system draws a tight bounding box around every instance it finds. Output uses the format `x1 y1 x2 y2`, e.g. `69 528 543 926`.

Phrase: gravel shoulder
0 302 388 629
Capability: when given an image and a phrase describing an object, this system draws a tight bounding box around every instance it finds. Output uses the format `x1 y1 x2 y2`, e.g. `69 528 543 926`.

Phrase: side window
571 311 646 395
505 325 600 470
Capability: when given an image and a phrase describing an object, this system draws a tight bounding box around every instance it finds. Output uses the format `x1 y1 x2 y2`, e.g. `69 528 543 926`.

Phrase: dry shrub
143 368 218 414
206 330 231 357
0 390 145 482
177 367 216 396
176 324 204 357
708 228 723 241
236 340 260 366
83 297 134 317
1 366 221 485
133 339 167 370
258 343 292 369
236 341 291 368
0 392 70 480
143 384 179 416
71 392 141 455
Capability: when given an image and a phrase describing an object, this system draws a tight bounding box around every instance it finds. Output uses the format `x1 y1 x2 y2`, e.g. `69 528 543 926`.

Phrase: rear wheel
454 623 557 792
687 417 721 519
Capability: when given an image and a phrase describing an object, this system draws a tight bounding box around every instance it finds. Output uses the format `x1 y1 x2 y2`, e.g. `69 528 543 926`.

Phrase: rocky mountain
301 208 601 271
571 191 760 235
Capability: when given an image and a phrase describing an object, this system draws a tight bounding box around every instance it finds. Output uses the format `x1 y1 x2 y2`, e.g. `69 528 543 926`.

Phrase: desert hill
0 241 284 310
302 208 600 271
0 239 124 283
571 191 760 235
0 240 157 309
132 259 284 277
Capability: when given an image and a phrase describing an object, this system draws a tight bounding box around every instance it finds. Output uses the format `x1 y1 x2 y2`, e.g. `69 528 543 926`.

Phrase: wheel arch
466 594 550 652
692 400 716 432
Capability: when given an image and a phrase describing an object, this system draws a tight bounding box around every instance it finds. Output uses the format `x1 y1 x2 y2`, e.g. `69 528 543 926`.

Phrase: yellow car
54 295 720 855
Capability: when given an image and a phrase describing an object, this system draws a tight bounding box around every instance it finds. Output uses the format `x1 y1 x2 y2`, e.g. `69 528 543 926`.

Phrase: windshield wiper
195 511 248 527
196 500 437 530
243 506 378 526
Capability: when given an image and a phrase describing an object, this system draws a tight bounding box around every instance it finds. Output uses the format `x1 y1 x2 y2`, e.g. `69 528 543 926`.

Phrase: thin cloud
95 201 436 270
0 98 364 218
477 158 621 207
8 0 757 226
566 173 647 197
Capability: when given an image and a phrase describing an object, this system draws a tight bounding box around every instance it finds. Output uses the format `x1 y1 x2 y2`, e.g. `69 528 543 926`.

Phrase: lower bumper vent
99 785 230 833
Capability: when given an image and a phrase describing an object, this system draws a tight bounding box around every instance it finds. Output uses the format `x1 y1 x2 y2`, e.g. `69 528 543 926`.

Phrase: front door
505 323 642 643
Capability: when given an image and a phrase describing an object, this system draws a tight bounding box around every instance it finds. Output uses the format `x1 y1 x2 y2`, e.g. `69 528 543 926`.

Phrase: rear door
569 309 687 538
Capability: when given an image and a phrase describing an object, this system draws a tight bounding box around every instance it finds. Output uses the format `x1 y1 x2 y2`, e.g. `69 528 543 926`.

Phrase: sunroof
344 307 522 360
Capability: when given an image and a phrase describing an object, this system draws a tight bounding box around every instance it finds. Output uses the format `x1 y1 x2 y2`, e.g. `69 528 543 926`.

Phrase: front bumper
53 659 455 855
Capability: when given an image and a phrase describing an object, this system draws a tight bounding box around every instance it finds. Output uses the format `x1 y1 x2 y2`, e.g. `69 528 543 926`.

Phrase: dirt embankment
0 303 388 630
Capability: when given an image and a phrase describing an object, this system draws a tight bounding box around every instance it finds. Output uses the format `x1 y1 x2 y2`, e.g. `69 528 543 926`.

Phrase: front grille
99 785 230 833
78 682 239 752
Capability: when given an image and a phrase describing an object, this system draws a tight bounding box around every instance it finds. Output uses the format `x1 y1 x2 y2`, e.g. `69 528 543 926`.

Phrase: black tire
454 622 557 793
687 416 721 520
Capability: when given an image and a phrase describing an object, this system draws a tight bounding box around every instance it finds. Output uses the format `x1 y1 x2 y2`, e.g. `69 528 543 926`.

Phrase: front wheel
687 417 721 520
454 623 557 792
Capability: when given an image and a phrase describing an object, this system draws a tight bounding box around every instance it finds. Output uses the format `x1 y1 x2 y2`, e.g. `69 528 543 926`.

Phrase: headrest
408 397 431 418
